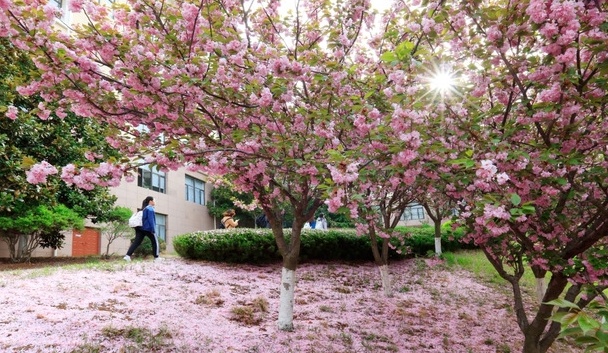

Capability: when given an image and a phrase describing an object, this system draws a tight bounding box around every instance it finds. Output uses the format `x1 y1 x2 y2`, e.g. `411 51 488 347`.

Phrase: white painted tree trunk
378 264 393 297
434 237 442 256
535 278 546 303
277 267 296 331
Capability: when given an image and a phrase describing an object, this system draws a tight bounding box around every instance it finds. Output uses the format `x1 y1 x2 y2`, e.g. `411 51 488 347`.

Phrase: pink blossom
486 26 502 43
496 172 510 185
526 0 548 23
483 204 511 220
26 161 58 184
407 22 421 32
476 160 497 180
540 23 559 39
328 163 359 184
496 152 508 161
68 0 84 12
421 17 435 33
6 105 18 120
537 83 562 103
326 188 345 213
258 87 273 107
556 47 577 65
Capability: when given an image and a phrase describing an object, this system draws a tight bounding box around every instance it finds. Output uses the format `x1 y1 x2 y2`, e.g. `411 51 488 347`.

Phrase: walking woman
124 196 163 262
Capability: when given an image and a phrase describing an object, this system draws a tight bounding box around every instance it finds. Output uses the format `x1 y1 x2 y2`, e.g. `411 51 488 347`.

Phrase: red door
72 227 100 257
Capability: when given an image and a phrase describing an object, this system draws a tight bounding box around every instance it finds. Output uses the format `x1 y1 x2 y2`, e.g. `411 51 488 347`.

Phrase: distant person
315 214 328 230
221 209 239 229
124 196 163 262
256 213 270 228
309 217 316 229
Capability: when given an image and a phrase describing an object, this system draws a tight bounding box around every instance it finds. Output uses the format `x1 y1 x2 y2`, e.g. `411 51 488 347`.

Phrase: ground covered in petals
0 257 578 353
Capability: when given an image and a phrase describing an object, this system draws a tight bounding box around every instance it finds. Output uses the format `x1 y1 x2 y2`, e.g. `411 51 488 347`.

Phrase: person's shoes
154 257 164 263
123 255 131 262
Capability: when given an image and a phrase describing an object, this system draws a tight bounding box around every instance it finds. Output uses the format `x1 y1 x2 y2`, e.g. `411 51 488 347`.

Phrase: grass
442 250 539 294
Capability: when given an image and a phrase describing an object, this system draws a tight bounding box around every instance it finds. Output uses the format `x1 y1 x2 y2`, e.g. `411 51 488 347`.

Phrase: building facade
397 202 433 227
0 167 215 259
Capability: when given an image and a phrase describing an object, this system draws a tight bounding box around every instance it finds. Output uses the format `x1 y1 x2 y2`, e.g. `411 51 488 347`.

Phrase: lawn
0 254 578 353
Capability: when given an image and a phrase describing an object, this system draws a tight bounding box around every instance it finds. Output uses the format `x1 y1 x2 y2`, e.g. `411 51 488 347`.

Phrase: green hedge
173 225 475 264
394 223 475 256
131 236 167 258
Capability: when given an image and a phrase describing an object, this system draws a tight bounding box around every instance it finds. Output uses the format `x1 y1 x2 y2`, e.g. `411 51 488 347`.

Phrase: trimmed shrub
131 236 167 258
173 226 476 264
173 229 280 263
394 223 474 255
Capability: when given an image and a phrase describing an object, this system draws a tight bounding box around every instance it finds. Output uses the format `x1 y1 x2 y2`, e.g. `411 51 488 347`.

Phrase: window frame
155 213 167 241
137 165 167 194
401 203 426 221
185 175 206 205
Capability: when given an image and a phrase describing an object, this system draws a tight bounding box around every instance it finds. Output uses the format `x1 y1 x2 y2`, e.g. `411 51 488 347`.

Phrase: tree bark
520 274 569 353
535 278 546 304
434 219 442 256
434 237 442 255
278 267 296 331
522 335 542 353
378 264 393 297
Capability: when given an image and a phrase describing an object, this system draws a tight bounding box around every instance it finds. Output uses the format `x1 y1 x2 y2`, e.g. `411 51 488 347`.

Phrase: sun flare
429 70 456 95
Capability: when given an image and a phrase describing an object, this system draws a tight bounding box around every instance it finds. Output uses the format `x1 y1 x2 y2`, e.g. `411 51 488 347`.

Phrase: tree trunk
522 334 543 353
434 237 442 256
535 278 546 304
273 216 302 331
378 264 393 297
434 220 442 256
278 267 296 331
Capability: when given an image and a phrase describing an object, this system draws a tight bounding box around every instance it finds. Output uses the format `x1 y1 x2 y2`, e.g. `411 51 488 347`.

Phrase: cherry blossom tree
423 1 608 352
0 0 398 330
420 192 456 256
324 1 451 297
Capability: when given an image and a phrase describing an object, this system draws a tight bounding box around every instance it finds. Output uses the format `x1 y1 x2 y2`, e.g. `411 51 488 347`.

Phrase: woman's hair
223 209 236 217
141 196 154 210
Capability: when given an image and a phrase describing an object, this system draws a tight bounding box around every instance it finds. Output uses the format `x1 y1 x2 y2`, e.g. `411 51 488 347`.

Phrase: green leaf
380 51 397 63
561 313 580 326
559 326 583 338
576 336 600 344
546 299 581 310
556 177 568 185
521 204 536 215
510 208 523 216
510 194 521 206
578 313 601 334
596 329 608 345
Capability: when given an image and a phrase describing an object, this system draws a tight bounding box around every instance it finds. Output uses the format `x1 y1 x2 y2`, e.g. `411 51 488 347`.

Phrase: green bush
173 229 280 263
394 223 475 255
131 236 167 258
173 226 475 264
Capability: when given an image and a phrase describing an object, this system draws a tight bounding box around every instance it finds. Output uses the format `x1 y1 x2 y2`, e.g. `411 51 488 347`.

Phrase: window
52 0 63 7
185 175 206 205
138 165 166 193
401 203 426 221
155 214 166 241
